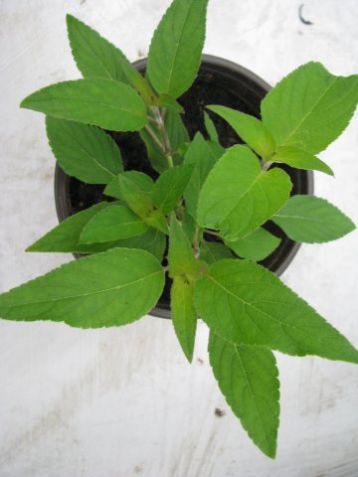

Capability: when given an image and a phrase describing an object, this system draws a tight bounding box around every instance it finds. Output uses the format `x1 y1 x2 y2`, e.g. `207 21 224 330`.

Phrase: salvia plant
1 0 358 458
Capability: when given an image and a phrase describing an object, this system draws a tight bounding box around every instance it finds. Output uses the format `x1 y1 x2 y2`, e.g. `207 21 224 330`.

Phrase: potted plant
1 0 357 458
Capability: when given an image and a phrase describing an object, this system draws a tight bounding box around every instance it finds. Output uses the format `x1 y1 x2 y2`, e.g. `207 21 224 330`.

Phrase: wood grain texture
0 0 358 476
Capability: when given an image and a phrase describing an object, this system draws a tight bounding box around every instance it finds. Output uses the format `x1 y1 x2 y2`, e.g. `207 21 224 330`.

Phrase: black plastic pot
55 54 314 319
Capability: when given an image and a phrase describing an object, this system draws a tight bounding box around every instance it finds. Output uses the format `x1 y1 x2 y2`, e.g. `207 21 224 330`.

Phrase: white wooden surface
1 1 358 476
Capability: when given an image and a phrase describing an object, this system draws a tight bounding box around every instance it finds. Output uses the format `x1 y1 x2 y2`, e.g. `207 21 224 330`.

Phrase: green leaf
204 111 219 143
208 105 275 158
105 171 154 199
272 146 333 176
171 276 197 362
181 209 196 242
147 0 209 98
21 79 147 132
152 164 193 213
0 248 165 328
261 62 358 154
184 133 220 218
165 109 190 156
226 228 281 261
112 228 167 262
194 259 358 363
66 14 156 105
27 202 111 253
197 145 292 241
105 172 154 216
168 216 198 278
200 241 234 264
79 203 148 244
157 94 184 113
272 195 355 243
209 333 279 458
46 117 122 184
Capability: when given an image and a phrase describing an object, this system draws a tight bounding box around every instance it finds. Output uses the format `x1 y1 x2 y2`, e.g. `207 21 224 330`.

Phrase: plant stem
204 229 220 237
144 125 166 154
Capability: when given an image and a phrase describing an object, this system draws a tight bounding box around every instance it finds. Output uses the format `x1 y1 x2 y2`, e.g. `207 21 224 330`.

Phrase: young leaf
208 105 275 158
21 79 147 132
0 248 165 328
105 171 154 199
226 228 281 261
168 216 198 278
181 209 196 243
165 109 190 152
27 202 111 253
80 204 148 244
209 333 279 458
197 146 292 241
261 62 358 154
194 259 358 364
147 0 209 98
152 164 193 213
105 172 154 216
204 111 219 143
200 241 234 264
272 146 333 176
46 117 123 184
171 275 197 362
157 94 184 113
184 133 220 218
272 195 355 243
66 15 156 105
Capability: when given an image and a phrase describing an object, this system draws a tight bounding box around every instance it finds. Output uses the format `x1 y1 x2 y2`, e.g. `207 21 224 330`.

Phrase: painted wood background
0 0 358 475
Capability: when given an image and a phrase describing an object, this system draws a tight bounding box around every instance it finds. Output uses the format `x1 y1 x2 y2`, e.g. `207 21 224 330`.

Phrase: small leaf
197 146 292 241
158 94 184 113
168 216 198 278
181 210 196 243
204 111 219 143
184 133 220 218
165 109 190 155
147 0 209 98
200 241 234 264
80 203 148 243
46 117 123 184
194 259 358 363
171 275 197 362
261 62 358 154
105 172 154 217
27 202 111 253
226 228 281 261
272 195 355 243
21 79 147 132
66 14 156 105
152 164 193 213
208 105 275 158
272 146 333 176
209 333 279 458
0 248 165 328
112 228 166 262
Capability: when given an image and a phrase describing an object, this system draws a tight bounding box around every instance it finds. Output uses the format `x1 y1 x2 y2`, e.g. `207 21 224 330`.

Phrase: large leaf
80 204 148 243
168 216 198 278
272 195 355 243
272 146 333 176
208 105 275 158
197 146 292 241
171 276 197 362
105 171 154 199
200 241 234 264
147 0 209 98
66 15 155 105
21 79 147 132
194 259 358 363
261 62 358 154
226 228 281 261
0 248 165 328
46 117 122 184
209 333 279 458
184 133 220 218
152 164 193 213
27 202 112 253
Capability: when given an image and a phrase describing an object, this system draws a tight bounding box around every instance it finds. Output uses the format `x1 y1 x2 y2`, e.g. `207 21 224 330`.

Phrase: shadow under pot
54 54 314 319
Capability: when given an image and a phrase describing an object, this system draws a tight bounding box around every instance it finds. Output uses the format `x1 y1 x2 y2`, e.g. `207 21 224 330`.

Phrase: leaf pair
209 62 358 176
